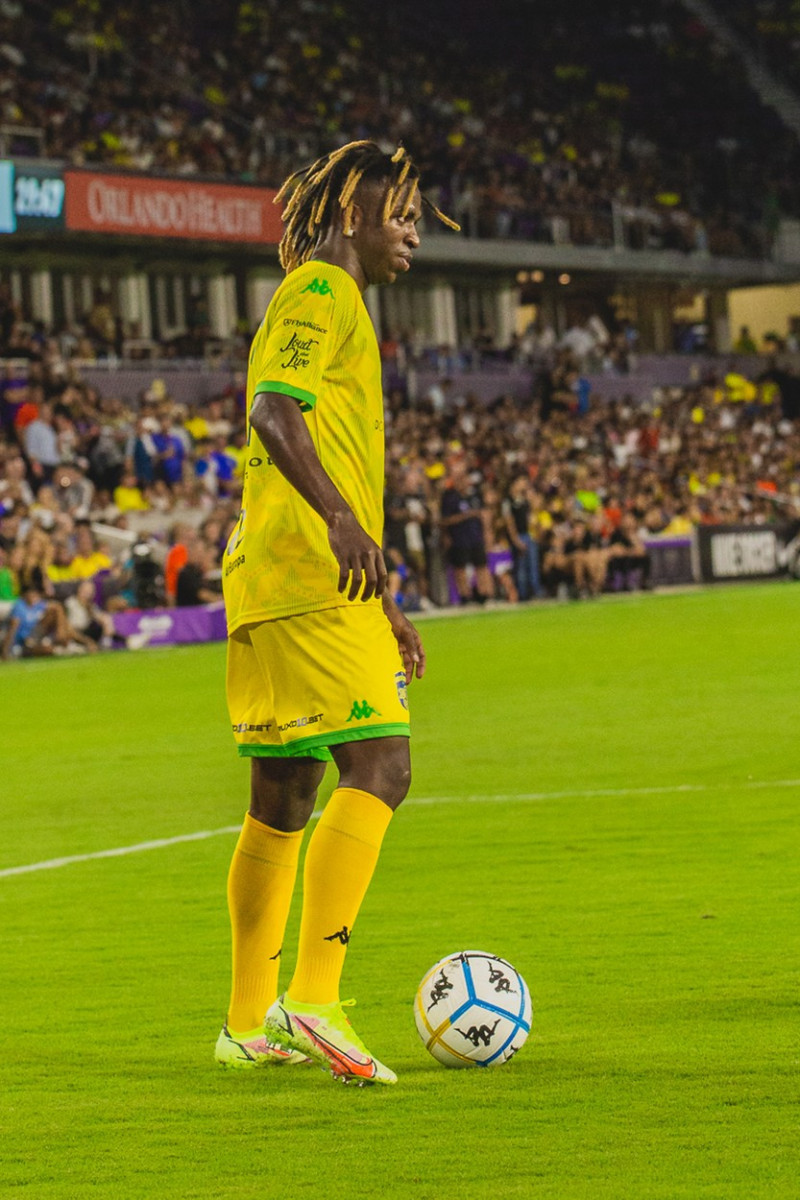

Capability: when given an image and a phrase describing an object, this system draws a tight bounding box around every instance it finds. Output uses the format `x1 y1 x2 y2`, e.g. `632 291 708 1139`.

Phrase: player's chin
383 258 411 285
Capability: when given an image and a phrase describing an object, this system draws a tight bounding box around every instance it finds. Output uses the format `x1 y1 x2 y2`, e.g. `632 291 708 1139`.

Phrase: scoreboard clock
0 161 66 233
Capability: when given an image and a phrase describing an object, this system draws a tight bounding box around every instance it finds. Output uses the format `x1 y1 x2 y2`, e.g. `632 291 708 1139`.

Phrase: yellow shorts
227 603 410 761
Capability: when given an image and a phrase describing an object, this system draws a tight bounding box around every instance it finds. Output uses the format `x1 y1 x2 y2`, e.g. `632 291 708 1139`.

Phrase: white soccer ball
414 950 532 1068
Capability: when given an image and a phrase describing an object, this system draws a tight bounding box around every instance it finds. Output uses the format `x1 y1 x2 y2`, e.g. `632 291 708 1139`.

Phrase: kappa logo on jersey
346 699 382 721
394 670 408 710
300 277 335 300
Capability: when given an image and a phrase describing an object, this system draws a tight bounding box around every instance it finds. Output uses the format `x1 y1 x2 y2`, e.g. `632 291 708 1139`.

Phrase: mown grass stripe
3 776 799 879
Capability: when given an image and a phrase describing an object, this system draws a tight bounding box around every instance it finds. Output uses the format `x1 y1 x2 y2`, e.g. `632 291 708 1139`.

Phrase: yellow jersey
223 261 385 631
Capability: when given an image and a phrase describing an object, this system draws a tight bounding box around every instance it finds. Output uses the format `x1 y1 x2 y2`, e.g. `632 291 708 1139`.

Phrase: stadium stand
0 0 798 253
727 1 800 93
2 325 799 654
3 0 800 655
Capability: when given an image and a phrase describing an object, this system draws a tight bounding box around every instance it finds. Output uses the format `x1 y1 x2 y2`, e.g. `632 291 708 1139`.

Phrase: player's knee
382 759 411 809
249 757 324 831
332 738 411 810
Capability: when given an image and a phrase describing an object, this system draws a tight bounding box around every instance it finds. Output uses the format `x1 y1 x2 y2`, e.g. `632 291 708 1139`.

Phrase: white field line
2 777 800 880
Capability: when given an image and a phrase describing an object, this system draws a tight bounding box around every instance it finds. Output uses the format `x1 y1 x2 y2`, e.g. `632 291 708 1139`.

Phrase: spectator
608 513 652 591
1 583 71 659
482 485 519 603
0 452 34 509
541 525 576 598
64 579 116 650
501 474 543 600
175 540 220 606
53 462 94 518
568 513 612 598
23 402 60 489
734 325 759 355
152 414 187 488
440 462 494 604
113 468 149 513
0 545 18 604
70 522 114 581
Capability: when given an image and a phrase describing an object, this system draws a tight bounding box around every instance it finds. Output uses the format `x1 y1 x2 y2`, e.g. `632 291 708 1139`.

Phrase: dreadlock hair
274 140 460 274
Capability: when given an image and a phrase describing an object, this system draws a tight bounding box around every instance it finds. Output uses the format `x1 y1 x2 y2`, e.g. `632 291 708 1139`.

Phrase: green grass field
2 584 799 1200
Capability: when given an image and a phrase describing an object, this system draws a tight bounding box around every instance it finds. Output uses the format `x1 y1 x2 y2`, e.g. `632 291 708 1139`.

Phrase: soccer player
214 141 458 1084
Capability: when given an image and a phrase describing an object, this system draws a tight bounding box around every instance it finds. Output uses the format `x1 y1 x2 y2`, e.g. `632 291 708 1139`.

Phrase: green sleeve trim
237 722 410 760
254 380 316 412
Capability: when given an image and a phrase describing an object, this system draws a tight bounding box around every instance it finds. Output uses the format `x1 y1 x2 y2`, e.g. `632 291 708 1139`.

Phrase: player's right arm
249 391 388 602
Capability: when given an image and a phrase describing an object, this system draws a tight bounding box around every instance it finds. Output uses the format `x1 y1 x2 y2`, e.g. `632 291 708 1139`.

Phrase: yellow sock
226 812 304 1033
288 787 393 1006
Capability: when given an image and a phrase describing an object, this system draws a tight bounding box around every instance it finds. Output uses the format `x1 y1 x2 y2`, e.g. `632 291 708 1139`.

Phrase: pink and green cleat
264 995 397 1085
214 1023 310 1069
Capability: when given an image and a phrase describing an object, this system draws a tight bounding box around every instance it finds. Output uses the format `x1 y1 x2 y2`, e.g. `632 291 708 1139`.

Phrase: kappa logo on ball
414 951 532 1069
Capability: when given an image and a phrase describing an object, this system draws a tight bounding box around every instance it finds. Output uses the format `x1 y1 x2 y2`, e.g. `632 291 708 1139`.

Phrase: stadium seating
0 0 797 253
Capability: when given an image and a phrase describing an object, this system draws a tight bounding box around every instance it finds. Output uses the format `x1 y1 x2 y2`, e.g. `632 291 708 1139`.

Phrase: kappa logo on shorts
394 670 408 710
346 699 382 721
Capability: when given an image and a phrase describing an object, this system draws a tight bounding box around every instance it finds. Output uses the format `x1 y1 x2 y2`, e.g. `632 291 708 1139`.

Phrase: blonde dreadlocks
274 140 460 274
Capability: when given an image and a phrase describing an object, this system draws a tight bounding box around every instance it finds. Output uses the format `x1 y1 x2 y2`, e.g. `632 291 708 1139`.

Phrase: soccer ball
414 951 532 1068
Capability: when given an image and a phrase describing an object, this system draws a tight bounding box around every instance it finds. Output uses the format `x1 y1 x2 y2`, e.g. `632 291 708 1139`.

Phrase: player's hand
383 593 426 683
328 511 389 601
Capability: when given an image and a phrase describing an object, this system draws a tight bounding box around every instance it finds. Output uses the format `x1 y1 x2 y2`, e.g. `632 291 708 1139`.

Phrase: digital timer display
0 161 66 232
15 174 65 221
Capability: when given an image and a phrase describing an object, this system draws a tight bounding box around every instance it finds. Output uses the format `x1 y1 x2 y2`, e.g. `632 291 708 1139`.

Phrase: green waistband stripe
236 722 410 760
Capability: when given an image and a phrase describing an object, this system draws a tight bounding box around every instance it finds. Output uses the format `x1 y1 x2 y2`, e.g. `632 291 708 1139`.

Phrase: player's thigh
226 626 280 750
250 603 410 755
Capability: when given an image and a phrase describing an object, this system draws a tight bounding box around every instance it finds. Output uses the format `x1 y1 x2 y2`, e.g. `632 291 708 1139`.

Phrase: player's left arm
382 592 426 682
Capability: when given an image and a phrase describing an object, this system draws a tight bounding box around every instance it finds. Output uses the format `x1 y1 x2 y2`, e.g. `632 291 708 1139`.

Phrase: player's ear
346 202 364 238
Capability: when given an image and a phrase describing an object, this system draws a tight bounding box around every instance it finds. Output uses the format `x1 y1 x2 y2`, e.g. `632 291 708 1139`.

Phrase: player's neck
310 235 367 293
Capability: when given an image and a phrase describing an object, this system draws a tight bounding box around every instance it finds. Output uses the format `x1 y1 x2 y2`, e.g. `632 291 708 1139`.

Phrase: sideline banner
113 602 227 649
643 536 694 587
695 522 800 582
65 170 282 243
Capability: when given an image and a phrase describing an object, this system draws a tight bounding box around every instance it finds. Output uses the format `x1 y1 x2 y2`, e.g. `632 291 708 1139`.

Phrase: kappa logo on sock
323 925 351 945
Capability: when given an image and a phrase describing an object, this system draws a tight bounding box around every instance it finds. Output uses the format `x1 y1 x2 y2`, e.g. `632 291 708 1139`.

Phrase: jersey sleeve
250 268 356 412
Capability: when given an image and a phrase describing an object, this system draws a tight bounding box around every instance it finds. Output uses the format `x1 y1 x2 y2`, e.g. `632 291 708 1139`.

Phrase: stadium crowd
3 321 800 658
728 1 800 94
0 0 796 255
